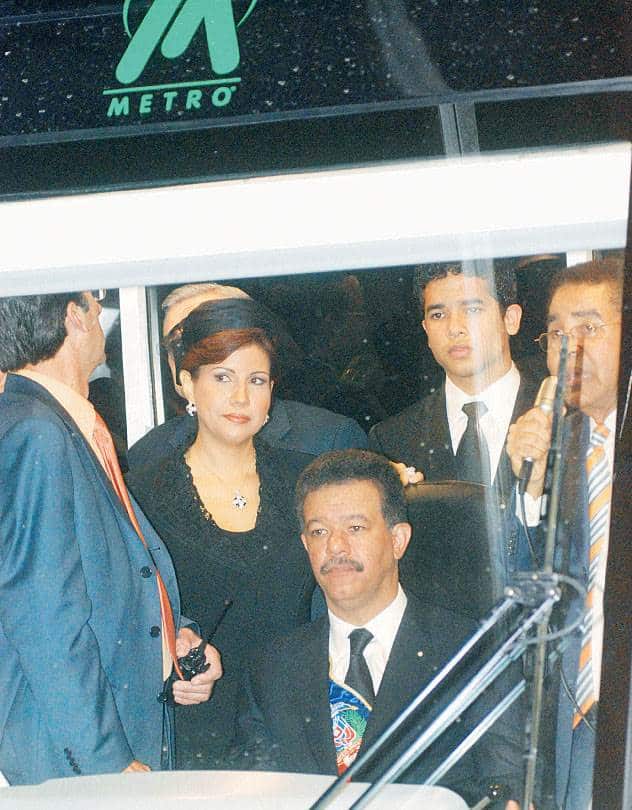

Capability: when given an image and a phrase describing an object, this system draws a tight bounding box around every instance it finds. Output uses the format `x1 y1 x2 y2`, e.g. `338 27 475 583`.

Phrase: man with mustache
506 258 624 810
369 262 540 581
235 449 523 807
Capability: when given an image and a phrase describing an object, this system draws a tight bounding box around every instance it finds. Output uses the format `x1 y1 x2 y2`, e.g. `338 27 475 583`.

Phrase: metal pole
521 338 569 810
350 596 557 810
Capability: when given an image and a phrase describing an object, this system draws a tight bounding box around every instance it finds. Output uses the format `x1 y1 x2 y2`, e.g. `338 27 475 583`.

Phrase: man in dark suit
235 449 523 807
506 259 624 810
0 292 221 785
369 262 541 578
127 282 367 471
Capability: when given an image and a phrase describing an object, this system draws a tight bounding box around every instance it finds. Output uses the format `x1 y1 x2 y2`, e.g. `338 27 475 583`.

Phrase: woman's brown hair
181 328 277 380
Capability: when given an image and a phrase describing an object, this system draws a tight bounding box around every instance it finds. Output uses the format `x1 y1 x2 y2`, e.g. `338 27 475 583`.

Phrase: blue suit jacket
0 375 183 785
127 398 367 470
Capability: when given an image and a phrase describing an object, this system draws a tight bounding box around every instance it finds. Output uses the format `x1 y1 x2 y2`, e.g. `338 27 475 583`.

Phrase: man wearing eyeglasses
506 257 624 810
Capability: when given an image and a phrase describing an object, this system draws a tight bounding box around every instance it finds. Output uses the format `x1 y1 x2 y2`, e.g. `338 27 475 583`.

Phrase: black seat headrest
402 481 505 619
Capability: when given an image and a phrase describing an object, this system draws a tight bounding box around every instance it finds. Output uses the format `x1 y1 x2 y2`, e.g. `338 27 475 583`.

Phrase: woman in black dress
127 298 313 769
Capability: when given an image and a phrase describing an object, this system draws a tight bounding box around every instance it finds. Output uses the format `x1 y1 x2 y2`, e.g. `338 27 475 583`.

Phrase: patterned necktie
345 628 375 706
573 423 611 728
455 401 491 485
92 412 182 680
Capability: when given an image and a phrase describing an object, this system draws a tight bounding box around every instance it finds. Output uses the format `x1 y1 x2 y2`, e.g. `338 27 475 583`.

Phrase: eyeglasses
535 321 619 353
90 289 107 302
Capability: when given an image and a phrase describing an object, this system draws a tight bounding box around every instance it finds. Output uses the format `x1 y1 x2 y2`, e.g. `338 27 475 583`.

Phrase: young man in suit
235 449 524 807
506 258 624 810
127 282 367 471
0 292 221 785
369 262 541 578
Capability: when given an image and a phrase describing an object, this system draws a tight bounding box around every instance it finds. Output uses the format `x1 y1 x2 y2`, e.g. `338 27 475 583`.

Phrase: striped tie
573 423 611 729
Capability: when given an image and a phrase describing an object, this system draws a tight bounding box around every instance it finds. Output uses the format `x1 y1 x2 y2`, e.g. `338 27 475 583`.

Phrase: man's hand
172 626 222 706
390 461 424 487
123 760 151 772
505 801 535 810
506 407 553 499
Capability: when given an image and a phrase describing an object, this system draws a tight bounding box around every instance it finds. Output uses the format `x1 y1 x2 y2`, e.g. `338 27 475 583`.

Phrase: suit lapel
494 371 540 503
298 618 339 774
422 386 456 479
362 600 439 751
553 412 590 801
9 375 142 534
559 411 590 579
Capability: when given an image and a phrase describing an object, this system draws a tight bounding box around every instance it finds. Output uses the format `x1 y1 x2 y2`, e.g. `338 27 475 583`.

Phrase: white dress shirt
445 363 521 484
328 585 408 695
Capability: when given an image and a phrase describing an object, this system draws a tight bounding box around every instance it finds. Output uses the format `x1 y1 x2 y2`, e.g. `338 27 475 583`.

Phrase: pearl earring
186 401 197 417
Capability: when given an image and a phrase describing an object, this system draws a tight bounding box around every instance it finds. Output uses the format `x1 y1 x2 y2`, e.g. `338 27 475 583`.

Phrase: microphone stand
310 575 561 810
309 596 514 810
521 337 568 810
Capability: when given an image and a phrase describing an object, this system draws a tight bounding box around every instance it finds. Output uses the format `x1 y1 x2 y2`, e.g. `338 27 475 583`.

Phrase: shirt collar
445 362 520 424
16 369 97 446
328 584 408 660
589 410 617 443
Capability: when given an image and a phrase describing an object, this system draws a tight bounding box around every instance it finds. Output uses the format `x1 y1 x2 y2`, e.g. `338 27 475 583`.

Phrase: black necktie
345 628 375 705
455 401 491 485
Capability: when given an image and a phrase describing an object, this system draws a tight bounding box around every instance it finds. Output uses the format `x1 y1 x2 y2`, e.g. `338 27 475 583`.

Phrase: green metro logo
116 0 258 84
103 1 259 117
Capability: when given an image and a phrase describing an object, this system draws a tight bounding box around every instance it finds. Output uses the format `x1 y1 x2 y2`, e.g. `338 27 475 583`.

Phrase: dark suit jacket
554 411 591 808
369 367 540 578
0 375 183 785
520 410 593 808
127 398 367 470
234 592 523 806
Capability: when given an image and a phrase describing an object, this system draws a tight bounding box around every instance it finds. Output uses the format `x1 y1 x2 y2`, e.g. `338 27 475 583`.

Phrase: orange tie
573 423 611 728
93 412 183 680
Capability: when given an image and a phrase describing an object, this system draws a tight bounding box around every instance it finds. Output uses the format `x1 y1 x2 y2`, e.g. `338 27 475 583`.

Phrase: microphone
518 376 558 495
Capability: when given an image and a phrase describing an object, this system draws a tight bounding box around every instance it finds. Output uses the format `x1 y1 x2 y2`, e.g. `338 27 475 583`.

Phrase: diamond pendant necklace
188 446 258 511
229 447 257 510
232 491 248 511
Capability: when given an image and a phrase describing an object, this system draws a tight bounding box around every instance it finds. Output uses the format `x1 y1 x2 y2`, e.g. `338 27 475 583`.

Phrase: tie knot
462 401 487 421
349 628 373 657
590 424 610 447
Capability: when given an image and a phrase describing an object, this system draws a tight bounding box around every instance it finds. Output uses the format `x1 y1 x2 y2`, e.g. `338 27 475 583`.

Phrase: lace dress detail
181 455 262 527
126 438 313 770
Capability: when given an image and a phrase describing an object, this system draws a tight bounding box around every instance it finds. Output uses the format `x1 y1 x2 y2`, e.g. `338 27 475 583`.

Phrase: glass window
1 2 627 145
477 93 629 152
0 145 629 809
